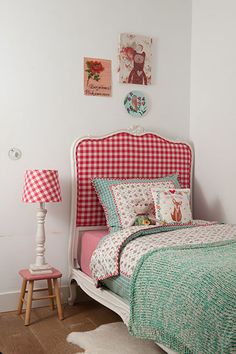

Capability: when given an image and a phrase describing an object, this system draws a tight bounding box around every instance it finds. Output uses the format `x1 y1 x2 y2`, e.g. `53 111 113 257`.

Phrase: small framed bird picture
124 90 148 117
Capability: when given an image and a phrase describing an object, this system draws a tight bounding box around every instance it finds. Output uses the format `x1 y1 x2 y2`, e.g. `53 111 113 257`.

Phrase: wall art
84 57 112 97
124 91 148 117
118 33 152 85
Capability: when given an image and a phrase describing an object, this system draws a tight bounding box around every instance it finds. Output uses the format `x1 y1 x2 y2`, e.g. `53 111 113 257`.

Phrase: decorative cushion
152 188 192 225
92 175 180 232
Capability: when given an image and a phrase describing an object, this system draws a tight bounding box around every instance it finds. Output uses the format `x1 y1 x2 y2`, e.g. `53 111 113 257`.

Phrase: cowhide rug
67 322 165 354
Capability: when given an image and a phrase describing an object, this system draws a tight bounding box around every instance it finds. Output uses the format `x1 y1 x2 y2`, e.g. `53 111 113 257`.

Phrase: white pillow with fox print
151 188 192 225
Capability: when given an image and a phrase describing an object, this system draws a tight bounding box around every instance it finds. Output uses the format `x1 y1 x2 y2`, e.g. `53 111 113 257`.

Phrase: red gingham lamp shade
22 170 62 203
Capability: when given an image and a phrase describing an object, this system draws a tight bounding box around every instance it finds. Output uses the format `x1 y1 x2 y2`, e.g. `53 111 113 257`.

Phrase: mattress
79 229 130 301
79 229 108 276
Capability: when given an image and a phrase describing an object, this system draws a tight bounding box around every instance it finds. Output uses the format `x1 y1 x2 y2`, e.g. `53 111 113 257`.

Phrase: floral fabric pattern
92 175 179 232
89 221 236 284
110 180 179 229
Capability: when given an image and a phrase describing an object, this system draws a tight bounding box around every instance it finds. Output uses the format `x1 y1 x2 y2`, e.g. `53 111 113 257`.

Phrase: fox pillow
151 188 192 225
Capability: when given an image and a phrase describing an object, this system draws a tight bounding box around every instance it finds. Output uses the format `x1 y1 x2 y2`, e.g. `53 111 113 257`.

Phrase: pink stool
18 268 64 325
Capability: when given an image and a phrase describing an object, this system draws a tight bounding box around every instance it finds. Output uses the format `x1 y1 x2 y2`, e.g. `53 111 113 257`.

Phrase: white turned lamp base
29 202 53 275
29 263 53 274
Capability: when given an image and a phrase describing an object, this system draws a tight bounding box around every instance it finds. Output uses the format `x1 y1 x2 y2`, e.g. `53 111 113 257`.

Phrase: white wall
0 0 191 309
190 0 236 223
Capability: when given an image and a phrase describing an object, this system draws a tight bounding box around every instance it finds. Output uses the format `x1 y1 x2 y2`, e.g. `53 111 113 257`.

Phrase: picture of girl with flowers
118 33 152 85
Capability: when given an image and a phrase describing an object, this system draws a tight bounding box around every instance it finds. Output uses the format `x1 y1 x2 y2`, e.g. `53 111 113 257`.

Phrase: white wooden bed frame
68 126 193 354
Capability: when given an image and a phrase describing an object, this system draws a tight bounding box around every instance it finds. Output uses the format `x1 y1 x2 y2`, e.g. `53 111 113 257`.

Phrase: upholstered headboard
71 127 193 228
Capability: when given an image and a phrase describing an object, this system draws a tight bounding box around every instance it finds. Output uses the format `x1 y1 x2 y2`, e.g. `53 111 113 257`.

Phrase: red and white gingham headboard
72 128 193 227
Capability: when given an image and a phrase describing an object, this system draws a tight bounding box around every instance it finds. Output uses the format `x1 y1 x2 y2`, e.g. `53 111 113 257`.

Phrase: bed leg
68 280 77 305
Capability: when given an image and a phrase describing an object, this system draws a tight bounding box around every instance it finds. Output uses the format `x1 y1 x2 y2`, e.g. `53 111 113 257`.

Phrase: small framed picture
84 57 112 97
124 91 148 117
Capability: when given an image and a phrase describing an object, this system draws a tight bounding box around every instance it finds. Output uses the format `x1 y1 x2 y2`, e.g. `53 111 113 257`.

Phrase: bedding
79 229 108 276
90 223 236 354
92 175 180 232
102 274 131 302
129 240 236 354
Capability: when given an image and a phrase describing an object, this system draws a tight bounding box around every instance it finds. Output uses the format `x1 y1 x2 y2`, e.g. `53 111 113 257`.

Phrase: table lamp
22 170 62 274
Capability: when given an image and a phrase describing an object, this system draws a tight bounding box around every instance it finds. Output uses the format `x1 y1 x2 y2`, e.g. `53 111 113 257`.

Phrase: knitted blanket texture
129 240 236 354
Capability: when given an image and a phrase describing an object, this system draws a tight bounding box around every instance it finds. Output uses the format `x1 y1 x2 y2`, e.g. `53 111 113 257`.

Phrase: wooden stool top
19 268 62 281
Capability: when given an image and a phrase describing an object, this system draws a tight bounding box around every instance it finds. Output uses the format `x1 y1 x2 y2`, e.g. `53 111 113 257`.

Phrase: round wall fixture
8 148 22 160
124 90 148 118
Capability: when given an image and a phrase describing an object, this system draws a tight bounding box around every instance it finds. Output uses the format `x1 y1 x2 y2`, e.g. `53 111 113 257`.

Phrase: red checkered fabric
75 132 192 227
22 170 62 203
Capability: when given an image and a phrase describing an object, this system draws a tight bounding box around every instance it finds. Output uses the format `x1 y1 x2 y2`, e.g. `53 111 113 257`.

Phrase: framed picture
118 33 152 85
84 57 112 97
124 91 148 117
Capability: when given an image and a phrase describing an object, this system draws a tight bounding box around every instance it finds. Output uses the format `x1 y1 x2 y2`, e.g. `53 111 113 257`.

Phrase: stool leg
25 280 34 326
53 278 64 320
17 279 27 315
47 279 54 310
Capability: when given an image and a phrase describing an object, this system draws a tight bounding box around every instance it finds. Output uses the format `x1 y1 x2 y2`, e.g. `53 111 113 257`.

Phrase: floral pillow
151 188 192 225
92 175 180 232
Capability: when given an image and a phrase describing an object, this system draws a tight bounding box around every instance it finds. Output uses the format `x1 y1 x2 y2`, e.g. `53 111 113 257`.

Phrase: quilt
90 222 236 353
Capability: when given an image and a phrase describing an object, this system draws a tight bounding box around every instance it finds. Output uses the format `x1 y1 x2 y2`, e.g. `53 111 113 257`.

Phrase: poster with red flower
84 57 112 97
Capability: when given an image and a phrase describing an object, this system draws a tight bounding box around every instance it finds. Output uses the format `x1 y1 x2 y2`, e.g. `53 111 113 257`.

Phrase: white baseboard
0 286 70 313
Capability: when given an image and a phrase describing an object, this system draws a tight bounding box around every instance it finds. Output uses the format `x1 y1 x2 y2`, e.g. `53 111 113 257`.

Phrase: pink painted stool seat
18 267 63 325
19 268 62 281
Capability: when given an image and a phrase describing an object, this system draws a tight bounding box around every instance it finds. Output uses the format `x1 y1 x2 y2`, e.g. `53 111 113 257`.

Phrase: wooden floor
0 299 121 354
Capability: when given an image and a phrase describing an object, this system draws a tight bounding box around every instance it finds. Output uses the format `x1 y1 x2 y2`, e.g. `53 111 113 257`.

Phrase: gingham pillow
92 175 180 232
152 188 192 225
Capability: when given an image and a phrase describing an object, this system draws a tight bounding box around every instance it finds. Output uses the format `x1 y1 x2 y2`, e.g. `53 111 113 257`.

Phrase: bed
68 126 236 354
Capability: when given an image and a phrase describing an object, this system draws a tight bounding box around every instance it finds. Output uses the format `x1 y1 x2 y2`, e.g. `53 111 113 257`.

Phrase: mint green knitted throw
129 240 236 354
